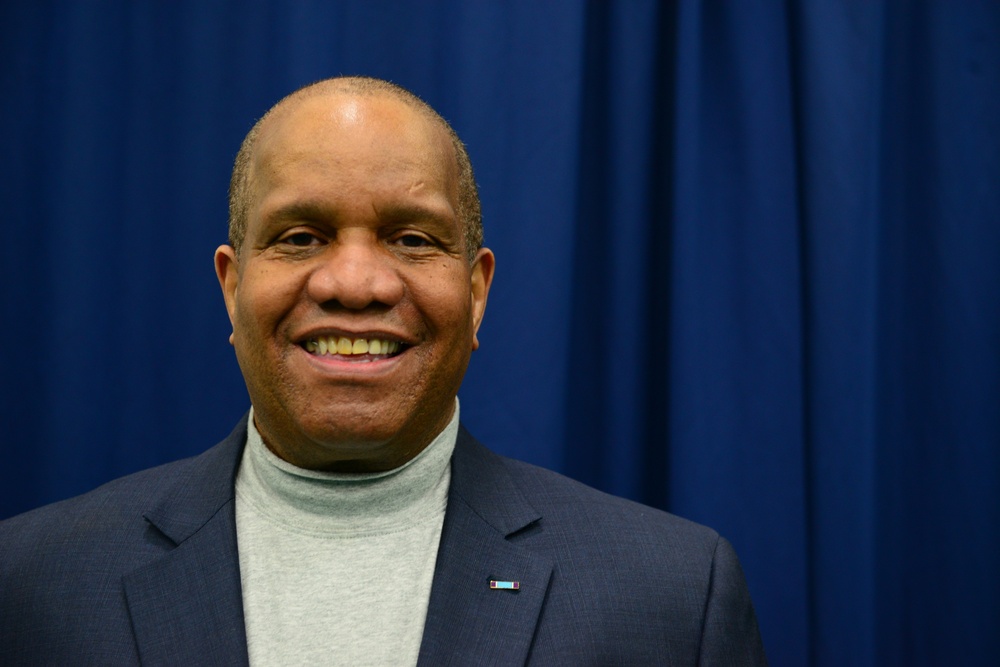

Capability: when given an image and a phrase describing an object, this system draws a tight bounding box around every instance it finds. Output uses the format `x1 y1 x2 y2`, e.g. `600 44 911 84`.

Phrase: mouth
301 335 408 361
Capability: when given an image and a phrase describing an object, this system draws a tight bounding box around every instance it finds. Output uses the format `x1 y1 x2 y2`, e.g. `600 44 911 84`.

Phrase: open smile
301 335 408 361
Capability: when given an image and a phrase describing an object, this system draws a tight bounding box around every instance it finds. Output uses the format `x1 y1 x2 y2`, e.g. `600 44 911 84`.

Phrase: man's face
215 92 493 472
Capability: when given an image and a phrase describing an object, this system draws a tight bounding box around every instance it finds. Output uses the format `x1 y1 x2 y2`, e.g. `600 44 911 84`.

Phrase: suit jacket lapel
418 428 553 666
123 419 250 666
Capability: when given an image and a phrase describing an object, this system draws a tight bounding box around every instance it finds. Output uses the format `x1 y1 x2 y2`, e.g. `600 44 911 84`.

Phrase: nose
306 233 404 310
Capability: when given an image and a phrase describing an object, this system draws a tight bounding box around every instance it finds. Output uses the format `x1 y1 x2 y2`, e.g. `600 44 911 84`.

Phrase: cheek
233 288 267 339
415 275 475 332
235 271 301 333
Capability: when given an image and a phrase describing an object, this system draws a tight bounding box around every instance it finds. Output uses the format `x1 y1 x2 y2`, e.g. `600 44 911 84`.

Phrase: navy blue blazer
1 418 767 665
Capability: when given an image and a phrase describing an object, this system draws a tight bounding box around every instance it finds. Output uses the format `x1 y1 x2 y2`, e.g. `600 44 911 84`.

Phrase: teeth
304 336 402 357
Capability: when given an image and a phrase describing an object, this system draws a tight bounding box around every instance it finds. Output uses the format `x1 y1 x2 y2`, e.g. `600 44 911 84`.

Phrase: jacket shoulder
0 440 225 547
0 421 247 665
0 417 245 580
474 438 721 553
448 430 767 664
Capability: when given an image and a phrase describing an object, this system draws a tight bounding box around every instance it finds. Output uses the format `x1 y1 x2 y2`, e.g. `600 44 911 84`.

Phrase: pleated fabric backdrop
1 2 998 665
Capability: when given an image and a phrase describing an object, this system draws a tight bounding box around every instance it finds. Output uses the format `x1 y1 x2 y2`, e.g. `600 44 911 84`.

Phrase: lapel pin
490 580 520 590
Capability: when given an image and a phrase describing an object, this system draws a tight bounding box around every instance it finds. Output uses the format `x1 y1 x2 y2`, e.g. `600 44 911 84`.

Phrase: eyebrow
264 201 334 224
376 201 456 228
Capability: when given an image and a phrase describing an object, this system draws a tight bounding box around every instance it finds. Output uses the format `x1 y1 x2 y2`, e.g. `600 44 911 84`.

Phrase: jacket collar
140 419 247 543
124 418 250 666
418 426 553 666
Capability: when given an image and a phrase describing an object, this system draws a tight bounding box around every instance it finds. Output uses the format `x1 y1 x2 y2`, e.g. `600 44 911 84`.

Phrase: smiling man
0 78 767 666
217 79 493 473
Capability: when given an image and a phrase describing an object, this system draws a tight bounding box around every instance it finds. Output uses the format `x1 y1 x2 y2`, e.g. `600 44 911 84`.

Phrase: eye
395 233 433 248
280 231 322 247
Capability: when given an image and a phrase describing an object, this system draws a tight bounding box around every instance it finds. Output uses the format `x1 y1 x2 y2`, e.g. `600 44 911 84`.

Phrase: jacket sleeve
697 536 769 666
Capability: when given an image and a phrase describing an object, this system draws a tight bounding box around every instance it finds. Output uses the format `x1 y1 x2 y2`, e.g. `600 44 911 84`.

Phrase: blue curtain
2 2 997 665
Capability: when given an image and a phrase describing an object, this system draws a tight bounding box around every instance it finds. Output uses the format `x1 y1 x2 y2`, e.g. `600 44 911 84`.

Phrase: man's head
215 77 494 472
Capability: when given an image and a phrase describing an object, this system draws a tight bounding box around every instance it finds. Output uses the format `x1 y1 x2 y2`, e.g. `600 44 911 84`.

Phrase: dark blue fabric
1 1 997 665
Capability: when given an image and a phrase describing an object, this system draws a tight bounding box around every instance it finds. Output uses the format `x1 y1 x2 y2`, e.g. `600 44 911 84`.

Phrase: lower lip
296 345 405 376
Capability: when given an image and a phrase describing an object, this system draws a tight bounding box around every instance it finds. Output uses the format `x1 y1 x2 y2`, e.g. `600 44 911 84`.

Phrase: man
0 77 767 665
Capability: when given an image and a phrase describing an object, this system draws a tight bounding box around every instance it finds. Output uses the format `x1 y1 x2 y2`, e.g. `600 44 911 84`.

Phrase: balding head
228 77 483 261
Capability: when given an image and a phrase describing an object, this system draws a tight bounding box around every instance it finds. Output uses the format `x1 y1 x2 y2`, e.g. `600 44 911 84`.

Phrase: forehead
251 92 457 187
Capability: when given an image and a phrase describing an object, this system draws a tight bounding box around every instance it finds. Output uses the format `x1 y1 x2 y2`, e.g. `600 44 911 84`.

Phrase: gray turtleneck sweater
234 402 458 666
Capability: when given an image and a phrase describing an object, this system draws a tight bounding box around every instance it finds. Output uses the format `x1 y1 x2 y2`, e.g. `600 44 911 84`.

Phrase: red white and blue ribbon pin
490 580 520 590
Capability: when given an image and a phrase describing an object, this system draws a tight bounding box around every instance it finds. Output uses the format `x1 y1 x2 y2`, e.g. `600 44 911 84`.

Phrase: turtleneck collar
235 400 458 537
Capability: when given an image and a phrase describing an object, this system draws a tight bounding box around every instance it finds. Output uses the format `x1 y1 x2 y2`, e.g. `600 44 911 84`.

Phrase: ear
469 247 495 351
214 245 240 345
